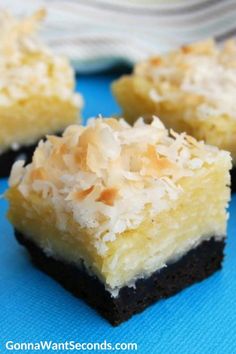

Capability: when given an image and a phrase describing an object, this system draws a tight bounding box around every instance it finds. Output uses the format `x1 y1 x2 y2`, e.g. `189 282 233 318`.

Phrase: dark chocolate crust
230 166 236 193
14 230 225 326
0 144 36 178
0 132 62 178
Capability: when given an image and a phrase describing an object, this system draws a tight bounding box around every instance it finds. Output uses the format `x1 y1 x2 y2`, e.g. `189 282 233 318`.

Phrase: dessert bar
7 117 231 325
0 10 82 177
112 39 236 190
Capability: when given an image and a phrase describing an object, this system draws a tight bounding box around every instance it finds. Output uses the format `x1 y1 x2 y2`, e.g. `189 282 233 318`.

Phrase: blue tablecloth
1 74 236 354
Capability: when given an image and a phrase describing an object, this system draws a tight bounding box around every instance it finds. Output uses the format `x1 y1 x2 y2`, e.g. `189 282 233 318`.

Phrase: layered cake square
0 10 82 177
112 39 236 190
7 117 231 325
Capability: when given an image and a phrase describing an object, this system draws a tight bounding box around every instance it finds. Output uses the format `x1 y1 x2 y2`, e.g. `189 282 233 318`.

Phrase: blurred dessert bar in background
112 39 236 189
0 9 82 177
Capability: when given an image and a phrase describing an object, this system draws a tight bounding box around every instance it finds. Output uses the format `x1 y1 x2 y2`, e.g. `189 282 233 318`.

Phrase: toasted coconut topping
9 117 229 255
74 186 94 201
135 39 236 119
0 10 82 107
96 188 119 206
30 167 47 182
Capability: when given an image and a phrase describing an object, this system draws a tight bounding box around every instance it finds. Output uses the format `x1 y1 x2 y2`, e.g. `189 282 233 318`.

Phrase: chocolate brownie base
231 166 236 193
0 132 63 178
0 144 37 178
14 230 225 326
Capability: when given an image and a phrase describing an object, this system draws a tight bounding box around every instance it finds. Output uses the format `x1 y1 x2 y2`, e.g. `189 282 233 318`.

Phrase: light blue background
1 73 236 354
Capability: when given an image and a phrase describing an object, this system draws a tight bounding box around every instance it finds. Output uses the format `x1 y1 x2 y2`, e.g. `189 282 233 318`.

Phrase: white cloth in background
2 0 236 72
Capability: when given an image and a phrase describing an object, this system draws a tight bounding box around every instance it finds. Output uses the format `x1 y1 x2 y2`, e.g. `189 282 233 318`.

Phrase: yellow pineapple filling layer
7 118 231 294
112 39 236 162
0 10 82 152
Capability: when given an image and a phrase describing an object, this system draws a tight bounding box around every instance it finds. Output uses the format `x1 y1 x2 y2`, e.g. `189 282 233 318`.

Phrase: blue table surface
1 73 236 354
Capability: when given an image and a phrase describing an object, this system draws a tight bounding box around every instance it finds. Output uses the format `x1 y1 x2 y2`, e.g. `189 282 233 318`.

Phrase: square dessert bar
0 10 82 177
7 117 231 325
112 39 236 190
